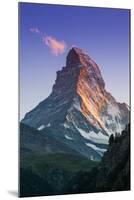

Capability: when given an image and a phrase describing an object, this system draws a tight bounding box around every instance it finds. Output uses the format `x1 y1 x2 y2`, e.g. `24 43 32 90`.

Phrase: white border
0 0 133 199
19 0 132 9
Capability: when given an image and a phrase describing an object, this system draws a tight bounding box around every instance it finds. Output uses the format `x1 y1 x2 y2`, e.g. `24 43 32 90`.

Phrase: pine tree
109 134 114 145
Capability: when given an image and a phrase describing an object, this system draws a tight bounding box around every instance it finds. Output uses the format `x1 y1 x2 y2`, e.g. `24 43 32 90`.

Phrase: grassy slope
21 152 99 175
20 152 99 197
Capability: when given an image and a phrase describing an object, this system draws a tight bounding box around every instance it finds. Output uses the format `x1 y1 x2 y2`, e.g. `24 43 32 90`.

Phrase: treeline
66 123 130 193
109 124 130 145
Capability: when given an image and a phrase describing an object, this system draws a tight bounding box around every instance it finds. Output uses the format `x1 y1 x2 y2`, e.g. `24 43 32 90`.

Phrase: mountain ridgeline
21 47 129 160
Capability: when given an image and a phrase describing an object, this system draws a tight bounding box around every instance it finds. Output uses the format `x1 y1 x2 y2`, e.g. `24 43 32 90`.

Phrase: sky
19 3 130 120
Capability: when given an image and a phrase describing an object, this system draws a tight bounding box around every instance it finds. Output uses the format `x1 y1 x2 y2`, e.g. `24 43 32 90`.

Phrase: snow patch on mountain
65 134 73 140
63 123 70 129
37 123 51 131
46 123 51 127
75 126 108 144
85 143 107 156
37 125 45 131
73 97 82 112
107 103 120 118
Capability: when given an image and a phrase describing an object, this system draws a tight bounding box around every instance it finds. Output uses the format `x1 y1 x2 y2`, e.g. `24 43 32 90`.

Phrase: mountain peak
66 47 105 88
22 47 129 160
66 47 90 68
71 47 87 55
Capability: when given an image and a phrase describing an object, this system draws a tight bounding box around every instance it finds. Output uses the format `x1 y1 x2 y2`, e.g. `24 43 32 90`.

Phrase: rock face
21 47 129 160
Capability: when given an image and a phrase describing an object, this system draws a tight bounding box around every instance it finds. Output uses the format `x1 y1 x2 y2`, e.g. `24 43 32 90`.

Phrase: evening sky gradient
19 3 130 119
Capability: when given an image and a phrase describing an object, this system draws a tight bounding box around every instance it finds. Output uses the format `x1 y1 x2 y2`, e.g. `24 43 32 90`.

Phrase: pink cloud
30 27 67 56
43 36 66 56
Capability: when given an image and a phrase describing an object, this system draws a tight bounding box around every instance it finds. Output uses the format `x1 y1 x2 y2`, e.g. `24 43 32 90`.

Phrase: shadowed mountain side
20 123 84 158
20 124 99 197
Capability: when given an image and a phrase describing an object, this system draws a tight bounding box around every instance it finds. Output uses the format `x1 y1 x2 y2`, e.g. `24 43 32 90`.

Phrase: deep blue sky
19 3 130 119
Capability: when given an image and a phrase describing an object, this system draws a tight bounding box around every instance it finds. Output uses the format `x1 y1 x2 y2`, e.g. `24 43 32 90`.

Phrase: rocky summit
21 47 129 160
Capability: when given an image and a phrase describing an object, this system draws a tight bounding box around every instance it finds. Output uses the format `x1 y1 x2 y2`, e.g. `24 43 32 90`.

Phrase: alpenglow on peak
22 47 129 160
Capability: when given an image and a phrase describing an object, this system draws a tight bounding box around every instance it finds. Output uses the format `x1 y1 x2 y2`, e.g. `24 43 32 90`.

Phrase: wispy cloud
30 27 41 34
30 27 67 56
43 36 66 56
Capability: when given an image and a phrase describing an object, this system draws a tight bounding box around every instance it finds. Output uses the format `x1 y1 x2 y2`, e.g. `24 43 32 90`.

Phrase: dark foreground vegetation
20 124 130 197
